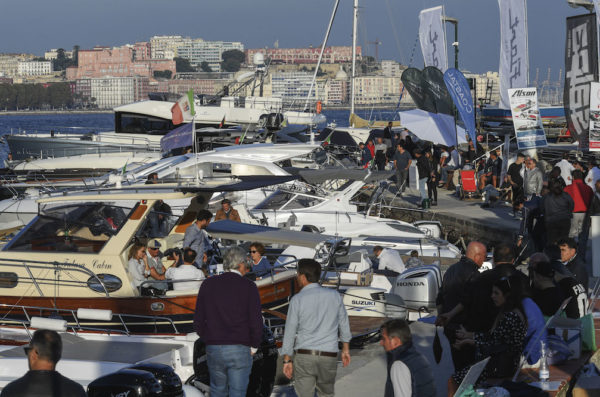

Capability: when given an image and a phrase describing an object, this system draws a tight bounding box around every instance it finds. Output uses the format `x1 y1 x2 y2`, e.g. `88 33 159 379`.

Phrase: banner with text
508 88 547 149
498 0 528 109
419 6 448 73
589 82 600 151
444 68 477 144
565 14 598 151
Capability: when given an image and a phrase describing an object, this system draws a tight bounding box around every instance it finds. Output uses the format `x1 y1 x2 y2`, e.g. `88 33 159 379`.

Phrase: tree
153 70 173 79
52 48 76 71
221 49 245 72
200 61 212 73
72 45 80 66
174 57 195 73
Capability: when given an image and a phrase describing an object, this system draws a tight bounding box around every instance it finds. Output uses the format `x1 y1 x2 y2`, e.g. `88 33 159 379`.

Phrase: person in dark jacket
425 150 438 206
542 180 574 247
557 237 589 293
0 330 86 397
358 142 372 168
439 243 529 334
435 241 487 370
380 319 436 397
415 149 431 207
194 246 263 397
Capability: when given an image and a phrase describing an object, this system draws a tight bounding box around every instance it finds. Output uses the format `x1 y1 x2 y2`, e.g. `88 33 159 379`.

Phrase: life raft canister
316 101 322 114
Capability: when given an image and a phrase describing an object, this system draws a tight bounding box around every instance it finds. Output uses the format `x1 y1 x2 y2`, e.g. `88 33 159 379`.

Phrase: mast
350 0 358 125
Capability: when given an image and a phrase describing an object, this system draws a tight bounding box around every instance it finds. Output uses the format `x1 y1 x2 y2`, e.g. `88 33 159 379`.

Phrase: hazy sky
0 0 586 81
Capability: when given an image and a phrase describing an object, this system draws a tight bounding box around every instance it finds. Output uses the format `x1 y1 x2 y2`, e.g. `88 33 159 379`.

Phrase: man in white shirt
585 160 600 192
373 246 405 274
165 248 205 291
556 153 575 186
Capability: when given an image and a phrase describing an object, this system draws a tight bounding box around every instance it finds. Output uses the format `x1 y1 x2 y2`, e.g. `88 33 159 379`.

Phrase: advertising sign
419 6 448 72
589 82 600 151
508 88 548 149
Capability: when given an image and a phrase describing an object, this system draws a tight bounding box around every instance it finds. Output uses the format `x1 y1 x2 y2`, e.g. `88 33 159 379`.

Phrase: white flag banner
589 82 600 151
498 0 529 109
419 6 448 72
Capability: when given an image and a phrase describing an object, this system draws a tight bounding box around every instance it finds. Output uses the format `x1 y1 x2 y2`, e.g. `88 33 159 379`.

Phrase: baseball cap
148 239 162 249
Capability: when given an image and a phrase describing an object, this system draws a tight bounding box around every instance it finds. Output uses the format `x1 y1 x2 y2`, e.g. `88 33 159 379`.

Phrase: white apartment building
44 49 73 60
176 40 244 72
463 71 501 105
381 60 404 77
18 61 53 76
90 76 135 108
150 35 188 59
353 75 402 105
0 54 35 77
271 71 324 102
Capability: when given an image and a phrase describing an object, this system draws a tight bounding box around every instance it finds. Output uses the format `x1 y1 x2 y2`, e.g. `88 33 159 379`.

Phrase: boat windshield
254 190 325 210
6 203 134 253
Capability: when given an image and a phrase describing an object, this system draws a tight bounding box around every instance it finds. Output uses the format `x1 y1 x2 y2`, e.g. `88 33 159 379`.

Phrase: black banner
423 66 454 116
564 13 598 150
401 67 453 115
401 68 436 113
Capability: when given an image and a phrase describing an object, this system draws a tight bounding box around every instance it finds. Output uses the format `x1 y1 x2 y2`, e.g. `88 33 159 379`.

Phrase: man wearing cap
184 209 213 269
1 330 86 397
146 239 168 291
282 259 351 397
214 199 241 223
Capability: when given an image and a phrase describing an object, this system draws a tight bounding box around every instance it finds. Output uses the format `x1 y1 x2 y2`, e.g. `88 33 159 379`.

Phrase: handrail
0 303 180 335
0 259 111 298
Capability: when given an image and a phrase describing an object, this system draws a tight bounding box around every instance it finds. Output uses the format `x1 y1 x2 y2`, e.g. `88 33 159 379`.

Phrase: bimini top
207 220 334 248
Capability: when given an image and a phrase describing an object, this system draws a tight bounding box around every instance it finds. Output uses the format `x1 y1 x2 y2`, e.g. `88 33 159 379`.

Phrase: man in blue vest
380 319 436 397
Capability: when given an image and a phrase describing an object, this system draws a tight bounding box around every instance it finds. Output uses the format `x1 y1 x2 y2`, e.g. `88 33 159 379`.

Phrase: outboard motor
87 368 163 397
266 113 284 130
391 265 442 311
129 363 183 397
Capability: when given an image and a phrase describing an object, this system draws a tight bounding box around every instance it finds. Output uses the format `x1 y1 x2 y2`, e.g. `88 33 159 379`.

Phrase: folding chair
458 170 480 200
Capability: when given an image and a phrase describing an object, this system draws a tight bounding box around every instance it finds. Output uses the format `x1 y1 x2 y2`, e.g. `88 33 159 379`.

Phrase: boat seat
164 288 201 297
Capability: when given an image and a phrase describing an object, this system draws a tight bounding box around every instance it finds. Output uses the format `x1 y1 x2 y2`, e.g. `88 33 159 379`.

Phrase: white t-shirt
556 159 575 185
378 249 406 274
586 167 600 191
391 360 412 397
165 264 205 291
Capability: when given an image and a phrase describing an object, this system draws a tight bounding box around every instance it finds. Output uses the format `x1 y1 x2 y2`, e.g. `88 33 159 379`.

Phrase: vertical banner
443 67 477 144
498 0 528 109
589 82 600 151
508 88 547 149
565 14 598 151
419 6 448 73
595 1 600 63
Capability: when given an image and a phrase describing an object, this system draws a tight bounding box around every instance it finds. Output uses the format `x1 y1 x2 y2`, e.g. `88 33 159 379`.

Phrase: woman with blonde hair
128 242 150 289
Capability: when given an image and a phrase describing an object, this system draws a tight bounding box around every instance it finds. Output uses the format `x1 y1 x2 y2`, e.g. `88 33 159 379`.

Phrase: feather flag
219 115 226 128
171 90 195 125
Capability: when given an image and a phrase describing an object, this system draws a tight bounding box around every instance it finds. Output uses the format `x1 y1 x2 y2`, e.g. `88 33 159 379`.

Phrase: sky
0 0 587 82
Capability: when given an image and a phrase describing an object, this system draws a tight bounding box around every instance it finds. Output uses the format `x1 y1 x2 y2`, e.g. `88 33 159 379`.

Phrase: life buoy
316 101 322 114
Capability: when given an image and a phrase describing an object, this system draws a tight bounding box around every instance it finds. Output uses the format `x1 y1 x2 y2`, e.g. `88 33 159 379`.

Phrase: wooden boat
0 180 298 334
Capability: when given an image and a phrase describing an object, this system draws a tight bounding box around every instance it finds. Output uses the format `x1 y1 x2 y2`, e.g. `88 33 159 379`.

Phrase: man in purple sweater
194 246 263 397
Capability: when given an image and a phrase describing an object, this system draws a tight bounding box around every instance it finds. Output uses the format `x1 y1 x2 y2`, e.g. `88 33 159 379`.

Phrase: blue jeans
206 344 253 397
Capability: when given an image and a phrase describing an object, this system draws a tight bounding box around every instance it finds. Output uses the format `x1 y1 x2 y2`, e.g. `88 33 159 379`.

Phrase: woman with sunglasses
127 242 150 290
248 242 271 278
449 275 527 392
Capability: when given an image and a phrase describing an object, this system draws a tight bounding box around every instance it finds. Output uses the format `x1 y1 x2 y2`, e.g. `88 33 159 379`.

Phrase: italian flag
171 90 195 125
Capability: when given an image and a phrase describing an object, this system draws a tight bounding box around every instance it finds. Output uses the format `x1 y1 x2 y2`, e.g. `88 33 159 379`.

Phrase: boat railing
0 258 113 298
0 303 180 336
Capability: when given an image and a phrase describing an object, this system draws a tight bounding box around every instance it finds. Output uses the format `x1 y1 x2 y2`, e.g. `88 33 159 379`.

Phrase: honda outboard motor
87 368 163 397
391 265 442 311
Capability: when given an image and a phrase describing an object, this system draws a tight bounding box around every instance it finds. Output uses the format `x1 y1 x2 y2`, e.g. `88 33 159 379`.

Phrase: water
0 108 402 161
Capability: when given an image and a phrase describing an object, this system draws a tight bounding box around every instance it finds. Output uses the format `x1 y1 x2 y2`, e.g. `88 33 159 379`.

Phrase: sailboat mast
350 0 358 123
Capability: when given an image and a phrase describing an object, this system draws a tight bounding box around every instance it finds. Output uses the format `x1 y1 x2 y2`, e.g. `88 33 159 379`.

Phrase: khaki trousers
293 354 338 397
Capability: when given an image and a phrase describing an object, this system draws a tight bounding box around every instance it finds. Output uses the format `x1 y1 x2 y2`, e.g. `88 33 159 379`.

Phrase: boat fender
30 317 67 332
77 308 113 321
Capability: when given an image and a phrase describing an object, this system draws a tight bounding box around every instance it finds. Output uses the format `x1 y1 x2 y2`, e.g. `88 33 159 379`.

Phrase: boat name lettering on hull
112 391 130 397
351 300 376 306
91 260 112 270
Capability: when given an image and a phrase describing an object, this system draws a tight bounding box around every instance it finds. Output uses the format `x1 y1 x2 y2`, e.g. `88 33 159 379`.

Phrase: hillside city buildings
0 34 504 109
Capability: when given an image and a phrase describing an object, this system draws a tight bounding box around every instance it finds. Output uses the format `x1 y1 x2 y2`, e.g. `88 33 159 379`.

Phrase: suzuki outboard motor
391 265 442 311
129 363 183 397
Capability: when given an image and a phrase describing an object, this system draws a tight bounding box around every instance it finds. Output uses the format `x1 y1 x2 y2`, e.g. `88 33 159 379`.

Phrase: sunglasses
249 250 258 254
23 346 32 356
148 247 159 250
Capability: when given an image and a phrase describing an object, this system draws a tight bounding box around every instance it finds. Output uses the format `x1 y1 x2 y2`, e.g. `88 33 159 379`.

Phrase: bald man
435 241 486 371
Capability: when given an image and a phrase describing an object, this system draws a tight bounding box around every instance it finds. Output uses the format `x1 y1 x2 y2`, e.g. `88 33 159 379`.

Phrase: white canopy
399 109 468 146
